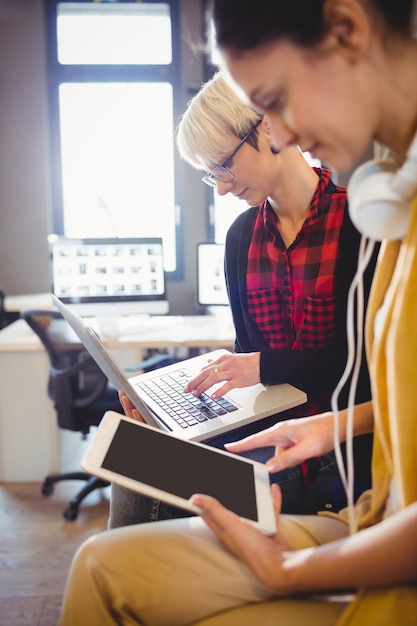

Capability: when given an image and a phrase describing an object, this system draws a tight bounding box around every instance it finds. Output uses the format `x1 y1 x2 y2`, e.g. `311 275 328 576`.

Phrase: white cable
330 236 376 534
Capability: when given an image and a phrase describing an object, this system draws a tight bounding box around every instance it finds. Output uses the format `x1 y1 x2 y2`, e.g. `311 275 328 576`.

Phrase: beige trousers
59 514 350 626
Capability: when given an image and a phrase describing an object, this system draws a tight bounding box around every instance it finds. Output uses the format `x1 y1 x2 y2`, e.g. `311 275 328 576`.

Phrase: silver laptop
52 295 307 442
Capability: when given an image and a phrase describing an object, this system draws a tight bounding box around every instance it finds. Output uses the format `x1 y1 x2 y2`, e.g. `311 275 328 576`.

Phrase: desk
93 312 235 350
0 314 235 481
3 292 53 327
4 292 53 313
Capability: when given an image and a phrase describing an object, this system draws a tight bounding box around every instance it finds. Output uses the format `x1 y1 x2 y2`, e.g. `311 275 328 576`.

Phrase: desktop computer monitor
197 243 229 308
50 236 169 316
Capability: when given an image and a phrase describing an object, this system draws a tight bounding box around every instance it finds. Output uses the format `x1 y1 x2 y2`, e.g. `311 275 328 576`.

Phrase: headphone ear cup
348 159 411 241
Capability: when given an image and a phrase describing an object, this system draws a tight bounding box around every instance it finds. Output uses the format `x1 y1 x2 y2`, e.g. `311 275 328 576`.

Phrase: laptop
82 411 277 535
52 295 307 442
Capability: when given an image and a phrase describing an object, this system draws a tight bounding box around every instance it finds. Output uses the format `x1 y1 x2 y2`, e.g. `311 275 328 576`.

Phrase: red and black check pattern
246 168 345 351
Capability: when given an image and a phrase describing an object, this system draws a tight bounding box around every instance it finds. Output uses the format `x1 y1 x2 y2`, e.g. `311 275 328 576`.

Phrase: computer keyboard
134 368 238 429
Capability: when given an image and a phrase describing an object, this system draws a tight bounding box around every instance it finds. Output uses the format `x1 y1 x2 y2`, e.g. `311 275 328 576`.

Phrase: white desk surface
0 313 235 352
0 319 44 351
91 313 235 349
4 292 53 312
3 292 235 350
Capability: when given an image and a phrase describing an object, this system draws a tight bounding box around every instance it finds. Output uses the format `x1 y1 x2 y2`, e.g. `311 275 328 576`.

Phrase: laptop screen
50 237 168 315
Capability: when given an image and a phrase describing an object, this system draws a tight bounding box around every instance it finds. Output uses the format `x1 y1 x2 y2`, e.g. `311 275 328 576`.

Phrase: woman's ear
321 0 371 63
263 116 280 154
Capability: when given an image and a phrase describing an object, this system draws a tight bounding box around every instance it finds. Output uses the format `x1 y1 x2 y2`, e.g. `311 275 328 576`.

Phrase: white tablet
83 411 277 535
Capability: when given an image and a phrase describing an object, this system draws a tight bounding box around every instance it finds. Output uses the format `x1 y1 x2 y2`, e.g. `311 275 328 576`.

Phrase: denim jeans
108 429 373 528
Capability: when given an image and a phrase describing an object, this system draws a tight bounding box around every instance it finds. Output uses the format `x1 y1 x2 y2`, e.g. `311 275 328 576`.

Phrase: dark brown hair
212 0 415 51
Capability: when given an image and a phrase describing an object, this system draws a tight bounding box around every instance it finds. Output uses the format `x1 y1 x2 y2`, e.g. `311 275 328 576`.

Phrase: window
46 1 181 274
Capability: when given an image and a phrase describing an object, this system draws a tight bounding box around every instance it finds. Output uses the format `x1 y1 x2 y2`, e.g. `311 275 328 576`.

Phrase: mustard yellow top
337 197 417 625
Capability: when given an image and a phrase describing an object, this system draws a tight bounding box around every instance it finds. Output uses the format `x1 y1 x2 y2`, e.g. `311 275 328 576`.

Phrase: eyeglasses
202 119 262 187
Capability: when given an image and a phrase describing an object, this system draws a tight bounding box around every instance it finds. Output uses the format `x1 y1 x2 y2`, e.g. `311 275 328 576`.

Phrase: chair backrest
0 286 7 330
20 309 109 435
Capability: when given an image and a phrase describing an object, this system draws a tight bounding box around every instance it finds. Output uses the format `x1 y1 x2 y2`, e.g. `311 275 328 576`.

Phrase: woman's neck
268 161 320 248
268 161 320 224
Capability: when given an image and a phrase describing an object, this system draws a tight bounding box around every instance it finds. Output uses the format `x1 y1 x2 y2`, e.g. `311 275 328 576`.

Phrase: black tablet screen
102 420 258 520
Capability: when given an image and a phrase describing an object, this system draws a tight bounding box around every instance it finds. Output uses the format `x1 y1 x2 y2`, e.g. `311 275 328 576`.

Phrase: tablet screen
101 419 258 521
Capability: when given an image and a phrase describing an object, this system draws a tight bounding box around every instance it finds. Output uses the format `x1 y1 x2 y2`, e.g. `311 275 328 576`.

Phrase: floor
0 480 109 626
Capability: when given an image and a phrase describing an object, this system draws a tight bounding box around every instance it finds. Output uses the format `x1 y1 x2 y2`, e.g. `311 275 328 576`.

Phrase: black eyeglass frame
202 118 262 187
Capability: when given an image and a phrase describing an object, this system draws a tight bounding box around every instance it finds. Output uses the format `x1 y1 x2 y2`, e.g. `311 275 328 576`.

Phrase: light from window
57 2 172 65
53 2 177 271
59 82 176 271
212 193 246 243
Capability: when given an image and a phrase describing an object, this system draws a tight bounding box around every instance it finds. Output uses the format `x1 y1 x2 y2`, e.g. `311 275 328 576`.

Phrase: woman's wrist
254 545 320 595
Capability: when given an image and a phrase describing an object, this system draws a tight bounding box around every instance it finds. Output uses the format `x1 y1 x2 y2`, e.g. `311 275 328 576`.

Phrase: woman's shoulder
225 206 259 255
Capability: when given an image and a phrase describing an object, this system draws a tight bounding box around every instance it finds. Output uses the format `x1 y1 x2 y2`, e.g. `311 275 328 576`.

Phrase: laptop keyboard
135 368 238 429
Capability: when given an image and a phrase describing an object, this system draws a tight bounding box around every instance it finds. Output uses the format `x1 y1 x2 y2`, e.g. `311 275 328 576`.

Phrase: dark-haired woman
59 3 417 624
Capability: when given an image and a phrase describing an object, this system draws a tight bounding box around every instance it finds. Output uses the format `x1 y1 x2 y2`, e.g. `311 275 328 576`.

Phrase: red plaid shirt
247 168 346 490
246 168 345 352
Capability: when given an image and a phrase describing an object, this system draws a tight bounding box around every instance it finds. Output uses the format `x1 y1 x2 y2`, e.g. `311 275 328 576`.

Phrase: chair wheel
63 504 79 521
41 481 54 496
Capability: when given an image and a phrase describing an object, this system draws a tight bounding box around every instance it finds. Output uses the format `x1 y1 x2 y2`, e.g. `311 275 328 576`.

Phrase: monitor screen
197 243 229 307
50 237 168 316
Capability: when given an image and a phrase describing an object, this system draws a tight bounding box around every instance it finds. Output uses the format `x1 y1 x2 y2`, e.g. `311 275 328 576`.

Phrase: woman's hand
118 391 146 423
183 352 261 399
194 490 417 594
191 484 293 592
225 413 336 473
225 402 374 473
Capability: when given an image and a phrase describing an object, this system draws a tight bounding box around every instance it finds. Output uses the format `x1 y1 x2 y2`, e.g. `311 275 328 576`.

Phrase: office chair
21 309 121 520
0 285 7 329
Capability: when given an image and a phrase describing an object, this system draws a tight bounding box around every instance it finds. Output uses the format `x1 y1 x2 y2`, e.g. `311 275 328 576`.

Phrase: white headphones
348 131 417 241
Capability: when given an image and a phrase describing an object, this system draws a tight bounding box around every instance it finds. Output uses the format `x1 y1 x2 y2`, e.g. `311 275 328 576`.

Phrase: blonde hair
176 71 262 171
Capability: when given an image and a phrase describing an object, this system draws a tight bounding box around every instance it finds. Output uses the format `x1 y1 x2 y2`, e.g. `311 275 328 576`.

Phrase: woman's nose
267 114 298 150
215 179 234 196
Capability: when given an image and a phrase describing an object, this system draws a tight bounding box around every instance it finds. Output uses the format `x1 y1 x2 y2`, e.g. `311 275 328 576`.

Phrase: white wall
0 0 51 295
